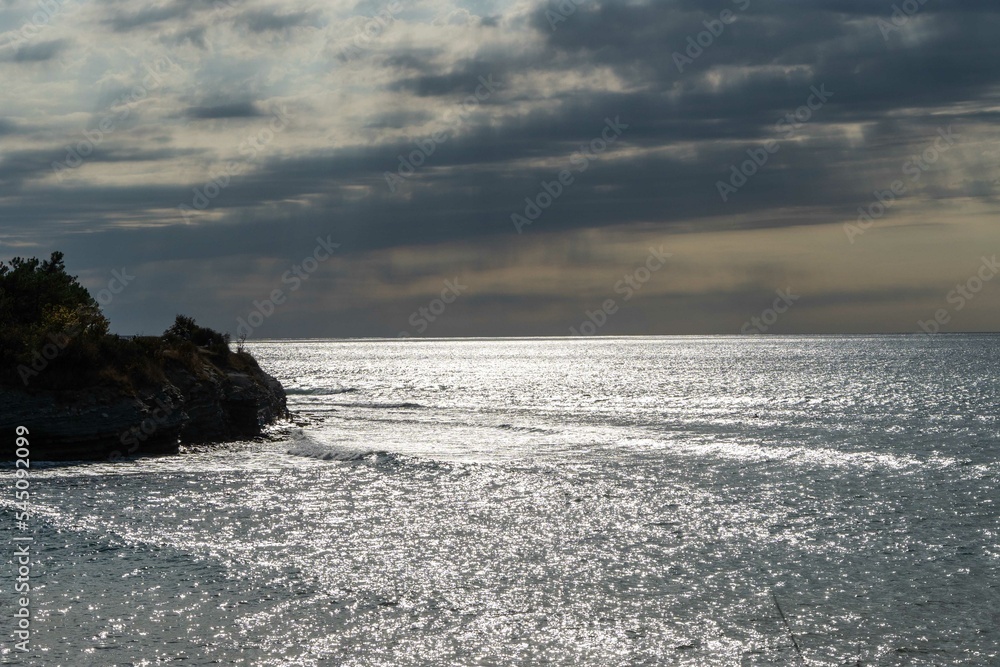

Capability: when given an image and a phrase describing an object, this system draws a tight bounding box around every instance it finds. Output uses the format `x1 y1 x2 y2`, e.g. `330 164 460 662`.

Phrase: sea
2 335 999 666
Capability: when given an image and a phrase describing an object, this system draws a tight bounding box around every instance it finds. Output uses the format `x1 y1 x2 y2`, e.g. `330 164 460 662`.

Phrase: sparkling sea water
3 335 999 665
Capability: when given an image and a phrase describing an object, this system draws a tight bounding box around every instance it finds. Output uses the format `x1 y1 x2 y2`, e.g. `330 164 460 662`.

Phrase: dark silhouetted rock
1 348 287 461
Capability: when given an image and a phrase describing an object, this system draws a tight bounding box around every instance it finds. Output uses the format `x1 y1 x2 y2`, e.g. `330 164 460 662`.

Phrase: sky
2 0 999 338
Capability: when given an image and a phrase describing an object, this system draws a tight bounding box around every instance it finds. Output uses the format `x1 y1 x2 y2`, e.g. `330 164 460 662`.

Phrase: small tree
0 251 107 332
163 315 230 355
0 252 109 384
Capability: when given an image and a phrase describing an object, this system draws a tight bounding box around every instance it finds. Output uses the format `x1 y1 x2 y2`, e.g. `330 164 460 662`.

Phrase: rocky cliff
0 254 288 460
1 348 287 461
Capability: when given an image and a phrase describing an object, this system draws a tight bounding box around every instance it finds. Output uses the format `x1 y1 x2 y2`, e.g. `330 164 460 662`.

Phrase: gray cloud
236 8 322 33
184 102 264 119
104 2 195 31
0 38 69 62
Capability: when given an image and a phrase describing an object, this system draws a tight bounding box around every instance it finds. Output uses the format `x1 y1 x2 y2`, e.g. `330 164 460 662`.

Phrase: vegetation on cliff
0 251 257 392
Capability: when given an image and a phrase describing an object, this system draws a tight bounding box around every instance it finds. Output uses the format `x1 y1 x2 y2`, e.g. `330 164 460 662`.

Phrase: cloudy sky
2 0 999 337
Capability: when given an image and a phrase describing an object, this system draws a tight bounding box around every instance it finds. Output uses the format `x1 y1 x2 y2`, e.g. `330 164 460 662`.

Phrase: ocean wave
496 423 552 434
284 431 402 464
327 401 424 410
281 431 463 472
285 387 358 396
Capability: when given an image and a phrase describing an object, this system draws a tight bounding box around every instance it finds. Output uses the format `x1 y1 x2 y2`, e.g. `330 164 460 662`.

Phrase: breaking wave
327 401 424 410
285 387 358 396
284 431 402 464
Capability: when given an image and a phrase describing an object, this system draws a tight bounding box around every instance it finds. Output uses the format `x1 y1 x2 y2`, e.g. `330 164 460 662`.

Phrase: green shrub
163 315 231 356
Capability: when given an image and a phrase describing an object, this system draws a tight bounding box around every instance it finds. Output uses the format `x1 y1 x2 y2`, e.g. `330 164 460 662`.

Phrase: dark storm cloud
327 0 999 246
361 109 434 129
387 62 506 96
380 50 448 74
10 0 997 255
0 38 68 62
104 2 194 31
529 0 1000 124
107 108 899 256
0 149 58 186
0 146 202 193
184 102 263 119
236 8 322 33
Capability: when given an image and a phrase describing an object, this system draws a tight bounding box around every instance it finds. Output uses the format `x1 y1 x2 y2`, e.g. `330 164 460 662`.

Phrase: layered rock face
1 351 287 461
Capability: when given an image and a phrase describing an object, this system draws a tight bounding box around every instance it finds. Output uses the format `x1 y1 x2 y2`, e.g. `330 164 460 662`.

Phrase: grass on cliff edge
0 252 262 393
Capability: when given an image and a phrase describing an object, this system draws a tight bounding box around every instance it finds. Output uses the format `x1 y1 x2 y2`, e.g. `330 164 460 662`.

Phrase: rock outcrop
1 349 287 461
